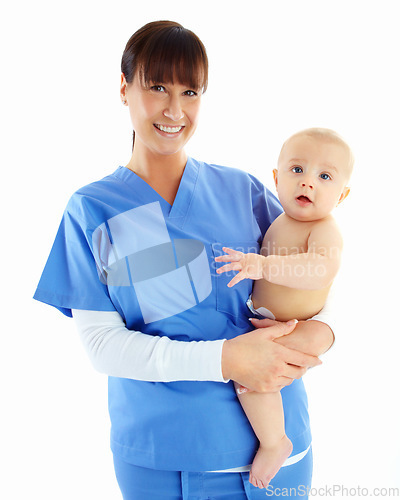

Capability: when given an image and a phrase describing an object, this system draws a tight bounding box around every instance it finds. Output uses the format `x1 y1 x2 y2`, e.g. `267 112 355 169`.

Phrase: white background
1 1 399 498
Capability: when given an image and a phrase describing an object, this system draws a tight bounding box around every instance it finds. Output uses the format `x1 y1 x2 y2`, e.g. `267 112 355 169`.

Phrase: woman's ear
273 169 278 189
337 186 350 205
120 73 128 104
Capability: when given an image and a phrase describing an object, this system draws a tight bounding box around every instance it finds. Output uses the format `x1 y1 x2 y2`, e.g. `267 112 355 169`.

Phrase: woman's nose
163 97 184 121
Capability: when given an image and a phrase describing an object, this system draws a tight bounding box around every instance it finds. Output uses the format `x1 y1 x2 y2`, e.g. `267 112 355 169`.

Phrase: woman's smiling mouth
154 124 184 134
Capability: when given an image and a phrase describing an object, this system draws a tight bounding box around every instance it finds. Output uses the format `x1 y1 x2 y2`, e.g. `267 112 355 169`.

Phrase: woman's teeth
156 124 183 133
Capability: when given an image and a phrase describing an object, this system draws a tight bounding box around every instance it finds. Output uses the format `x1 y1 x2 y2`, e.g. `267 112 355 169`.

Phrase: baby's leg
235 383 293 489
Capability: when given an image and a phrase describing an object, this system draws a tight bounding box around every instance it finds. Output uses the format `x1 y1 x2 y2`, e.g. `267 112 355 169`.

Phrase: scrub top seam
166 158 201 228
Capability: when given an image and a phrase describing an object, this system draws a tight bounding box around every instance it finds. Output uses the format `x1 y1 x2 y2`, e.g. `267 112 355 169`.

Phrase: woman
34 21 334 499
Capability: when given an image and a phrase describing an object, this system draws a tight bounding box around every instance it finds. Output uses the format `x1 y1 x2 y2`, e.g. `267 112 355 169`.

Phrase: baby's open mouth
296 195 312 205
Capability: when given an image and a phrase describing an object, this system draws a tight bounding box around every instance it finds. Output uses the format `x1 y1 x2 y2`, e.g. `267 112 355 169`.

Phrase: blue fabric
113 448 313 499
34 157 311 471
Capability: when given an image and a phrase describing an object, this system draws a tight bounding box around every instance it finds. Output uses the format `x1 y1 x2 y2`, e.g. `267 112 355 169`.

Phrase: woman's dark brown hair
121 21 208 147
122 20 208 89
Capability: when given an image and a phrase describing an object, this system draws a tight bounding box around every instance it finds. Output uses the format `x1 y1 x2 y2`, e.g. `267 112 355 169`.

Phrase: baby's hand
215 247 265 287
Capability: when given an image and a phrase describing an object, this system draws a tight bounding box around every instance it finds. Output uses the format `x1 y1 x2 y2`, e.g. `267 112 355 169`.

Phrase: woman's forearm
73 310 323 391
72 309 226 382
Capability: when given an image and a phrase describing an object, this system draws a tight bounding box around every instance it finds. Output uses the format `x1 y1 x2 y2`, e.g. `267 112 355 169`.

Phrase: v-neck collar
113 157 200 229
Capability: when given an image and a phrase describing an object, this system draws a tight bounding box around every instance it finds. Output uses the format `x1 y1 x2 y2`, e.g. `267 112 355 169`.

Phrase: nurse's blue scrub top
34 157 311 472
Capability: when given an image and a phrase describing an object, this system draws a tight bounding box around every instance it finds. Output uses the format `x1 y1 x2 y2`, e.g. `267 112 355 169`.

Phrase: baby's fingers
215 255 234 263
227 271 245 287
221 247 244 260
216 262 241 275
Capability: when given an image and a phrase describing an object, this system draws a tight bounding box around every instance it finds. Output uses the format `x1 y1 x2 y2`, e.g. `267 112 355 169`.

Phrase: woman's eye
292 166 303 174
184 90 197 97
320 173 332 180
151 85 166 92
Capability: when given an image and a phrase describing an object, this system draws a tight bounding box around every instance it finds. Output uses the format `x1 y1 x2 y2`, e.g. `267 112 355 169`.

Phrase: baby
215 128 353 489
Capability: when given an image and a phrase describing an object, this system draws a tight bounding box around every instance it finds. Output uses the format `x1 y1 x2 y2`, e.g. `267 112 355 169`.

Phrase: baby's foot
249 436 293 489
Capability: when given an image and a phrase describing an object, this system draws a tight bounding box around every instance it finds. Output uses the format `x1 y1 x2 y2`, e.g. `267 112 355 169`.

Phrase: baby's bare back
252 214 333 321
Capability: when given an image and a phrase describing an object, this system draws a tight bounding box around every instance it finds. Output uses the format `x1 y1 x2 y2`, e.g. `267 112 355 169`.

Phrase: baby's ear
337 186 350 205
273 169 279 188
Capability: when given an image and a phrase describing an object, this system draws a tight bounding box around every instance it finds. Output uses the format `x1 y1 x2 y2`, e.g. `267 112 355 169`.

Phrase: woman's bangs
140 31 208 92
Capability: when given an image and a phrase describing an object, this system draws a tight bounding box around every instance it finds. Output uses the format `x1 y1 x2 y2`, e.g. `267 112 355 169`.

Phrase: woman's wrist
221 338 233 381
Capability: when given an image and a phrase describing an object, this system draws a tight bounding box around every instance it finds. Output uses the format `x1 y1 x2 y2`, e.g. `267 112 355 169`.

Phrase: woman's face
121 73 202 158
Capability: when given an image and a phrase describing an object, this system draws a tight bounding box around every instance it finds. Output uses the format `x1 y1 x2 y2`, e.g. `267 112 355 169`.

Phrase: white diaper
246 295 276 320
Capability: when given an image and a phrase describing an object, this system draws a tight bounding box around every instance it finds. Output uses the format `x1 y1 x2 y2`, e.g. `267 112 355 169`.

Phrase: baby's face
274 134 351 222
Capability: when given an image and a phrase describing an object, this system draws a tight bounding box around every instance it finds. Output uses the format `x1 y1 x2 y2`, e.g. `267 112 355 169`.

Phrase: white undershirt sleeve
73 282 336 383
72 309 228 382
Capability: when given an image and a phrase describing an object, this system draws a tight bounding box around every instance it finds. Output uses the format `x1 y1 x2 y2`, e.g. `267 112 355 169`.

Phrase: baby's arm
216 219 342 290
264 219 342 289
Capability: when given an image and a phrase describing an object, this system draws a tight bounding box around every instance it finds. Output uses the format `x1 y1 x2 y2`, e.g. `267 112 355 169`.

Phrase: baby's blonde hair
279 127 354 178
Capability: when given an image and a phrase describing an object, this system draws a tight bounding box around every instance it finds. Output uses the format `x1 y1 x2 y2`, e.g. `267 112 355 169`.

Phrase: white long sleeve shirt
72 287 336 382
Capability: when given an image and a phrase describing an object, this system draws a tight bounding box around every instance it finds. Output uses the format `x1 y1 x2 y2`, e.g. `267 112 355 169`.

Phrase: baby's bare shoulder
309 216 343 252
310 215 341 235
263 214 312 254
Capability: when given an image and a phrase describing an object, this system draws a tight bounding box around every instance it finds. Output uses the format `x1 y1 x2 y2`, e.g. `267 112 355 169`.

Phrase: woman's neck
125 147 188 205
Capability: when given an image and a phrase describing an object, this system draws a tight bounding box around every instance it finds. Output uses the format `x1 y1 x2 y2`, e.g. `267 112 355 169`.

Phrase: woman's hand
221 319 322 393
215 247 265 287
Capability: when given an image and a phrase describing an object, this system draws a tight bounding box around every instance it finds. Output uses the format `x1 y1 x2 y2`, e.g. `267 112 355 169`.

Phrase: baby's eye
291 166 303 174
320 173 332 180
